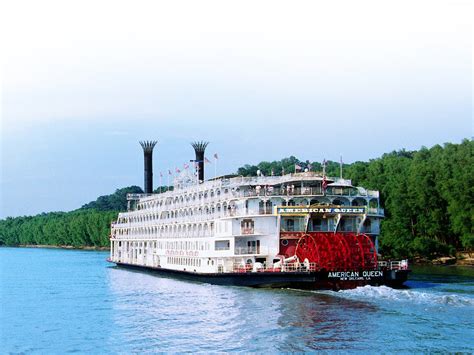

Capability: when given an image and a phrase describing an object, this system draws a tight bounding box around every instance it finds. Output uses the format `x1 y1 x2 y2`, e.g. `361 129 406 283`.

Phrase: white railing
378 259 409 270
367 207 384 215
231 262 319 273
234 246 269 255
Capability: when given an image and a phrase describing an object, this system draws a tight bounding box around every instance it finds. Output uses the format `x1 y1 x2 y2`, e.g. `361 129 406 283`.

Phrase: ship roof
327 179 354 188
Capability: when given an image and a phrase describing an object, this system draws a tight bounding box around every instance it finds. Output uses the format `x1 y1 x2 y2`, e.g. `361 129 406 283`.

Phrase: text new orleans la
328 270 383 281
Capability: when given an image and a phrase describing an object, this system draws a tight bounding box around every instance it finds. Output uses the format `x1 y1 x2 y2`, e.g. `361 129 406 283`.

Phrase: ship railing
242 187 323 197
367 207 384 215
378 259 409 270
231 262 319 273
234 247 269 255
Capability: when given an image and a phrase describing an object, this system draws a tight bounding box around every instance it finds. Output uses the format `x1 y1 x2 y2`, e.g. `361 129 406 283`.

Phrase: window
310 218 328 232
241 219 255 234
247 240 260 254
215 240 230 250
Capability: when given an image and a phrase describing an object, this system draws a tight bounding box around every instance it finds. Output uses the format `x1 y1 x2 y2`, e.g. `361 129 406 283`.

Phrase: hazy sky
1 0 472 218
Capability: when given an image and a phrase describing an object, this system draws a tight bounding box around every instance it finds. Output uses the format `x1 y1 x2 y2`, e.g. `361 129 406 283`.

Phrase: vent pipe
140 141 157 193
191 141 209 183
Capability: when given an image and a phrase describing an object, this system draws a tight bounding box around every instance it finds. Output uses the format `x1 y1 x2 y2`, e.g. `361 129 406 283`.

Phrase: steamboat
109 141 409 290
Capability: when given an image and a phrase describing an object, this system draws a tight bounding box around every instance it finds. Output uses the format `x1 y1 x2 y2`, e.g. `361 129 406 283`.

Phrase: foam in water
335 285 474 307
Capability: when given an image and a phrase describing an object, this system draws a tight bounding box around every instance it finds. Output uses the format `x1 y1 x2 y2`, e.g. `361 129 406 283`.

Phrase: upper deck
113 172 383 230
129 172 379 209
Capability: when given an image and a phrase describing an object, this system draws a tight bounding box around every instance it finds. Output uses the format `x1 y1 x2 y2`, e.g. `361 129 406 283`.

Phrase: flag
308 164 312 171
184 163 189 169
175 167 181 173
168 169 172 175
214 153 218 160
160 172 163 177
295 164 302 171
204 157 211 164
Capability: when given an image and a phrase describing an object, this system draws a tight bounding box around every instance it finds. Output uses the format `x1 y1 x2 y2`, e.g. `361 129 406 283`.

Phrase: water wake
335 285 474 307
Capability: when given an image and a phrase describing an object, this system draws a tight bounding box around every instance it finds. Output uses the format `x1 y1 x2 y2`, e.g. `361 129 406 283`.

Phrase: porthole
281 239 289 246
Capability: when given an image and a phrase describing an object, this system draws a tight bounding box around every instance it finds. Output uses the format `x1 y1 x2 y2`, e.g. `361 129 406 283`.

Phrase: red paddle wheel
291 232 378 271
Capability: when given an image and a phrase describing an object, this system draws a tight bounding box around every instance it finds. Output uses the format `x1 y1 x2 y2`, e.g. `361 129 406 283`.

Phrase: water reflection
106 267 378 352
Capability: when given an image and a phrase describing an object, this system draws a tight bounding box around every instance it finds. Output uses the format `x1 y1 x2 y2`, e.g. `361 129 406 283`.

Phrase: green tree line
0 140 472 259
0 210 118 247
0 186 143 248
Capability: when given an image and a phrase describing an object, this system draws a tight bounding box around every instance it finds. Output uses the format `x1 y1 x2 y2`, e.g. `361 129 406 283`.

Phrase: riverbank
414 252 474 267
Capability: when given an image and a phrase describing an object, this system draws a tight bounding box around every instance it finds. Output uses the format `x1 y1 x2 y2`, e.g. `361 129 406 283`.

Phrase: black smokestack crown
140 140 157 193
191 141 209 183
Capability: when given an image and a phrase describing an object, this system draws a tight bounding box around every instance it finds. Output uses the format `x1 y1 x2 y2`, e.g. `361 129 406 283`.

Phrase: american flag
295 164 302 171
322 175 328 191
184 163 189 169
204 157 211 164
175 167 181 173
214 153 218 160
168 169 172 175
308 163 312 171
160 172 163 177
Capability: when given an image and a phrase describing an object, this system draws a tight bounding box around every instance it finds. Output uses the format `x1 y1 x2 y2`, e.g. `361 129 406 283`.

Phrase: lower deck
111 260 410 290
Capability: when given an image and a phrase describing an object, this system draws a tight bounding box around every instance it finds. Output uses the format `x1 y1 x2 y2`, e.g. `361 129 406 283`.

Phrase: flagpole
160 173 162 194
340 155 343 179
214 157 217 179
322 159 327 195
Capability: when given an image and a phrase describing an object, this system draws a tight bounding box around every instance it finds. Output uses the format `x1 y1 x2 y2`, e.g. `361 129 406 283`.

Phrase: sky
1 0 472 218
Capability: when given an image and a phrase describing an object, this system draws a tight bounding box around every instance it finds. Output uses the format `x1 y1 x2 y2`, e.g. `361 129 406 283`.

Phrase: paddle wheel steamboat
109 141 409 290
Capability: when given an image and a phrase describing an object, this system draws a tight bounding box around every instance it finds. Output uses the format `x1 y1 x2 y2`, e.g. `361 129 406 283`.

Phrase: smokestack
140 141 157 193
191 141 209 183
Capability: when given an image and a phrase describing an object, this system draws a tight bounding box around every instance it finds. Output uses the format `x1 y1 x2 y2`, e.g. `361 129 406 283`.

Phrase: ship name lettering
362 270 383 278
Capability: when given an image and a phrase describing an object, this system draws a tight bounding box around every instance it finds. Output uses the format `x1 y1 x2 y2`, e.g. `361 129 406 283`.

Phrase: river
1 247 473 353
